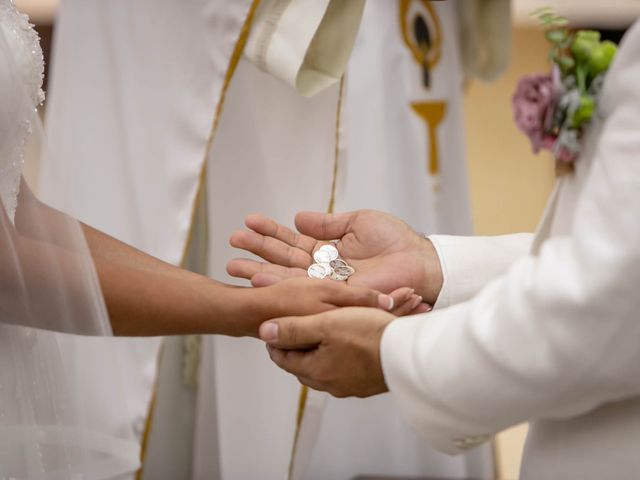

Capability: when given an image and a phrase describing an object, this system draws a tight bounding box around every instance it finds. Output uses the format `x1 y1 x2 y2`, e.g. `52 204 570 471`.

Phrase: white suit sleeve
243 0 364 97
381 28 640 455
429 233 533 309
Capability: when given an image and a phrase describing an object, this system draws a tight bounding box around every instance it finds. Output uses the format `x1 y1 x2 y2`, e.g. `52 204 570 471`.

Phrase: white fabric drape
43 5 257 476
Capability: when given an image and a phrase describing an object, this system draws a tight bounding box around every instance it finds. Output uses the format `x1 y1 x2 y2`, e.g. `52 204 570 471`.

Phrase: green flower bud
588 40 617 76
572 95 595 128
572 30 601 63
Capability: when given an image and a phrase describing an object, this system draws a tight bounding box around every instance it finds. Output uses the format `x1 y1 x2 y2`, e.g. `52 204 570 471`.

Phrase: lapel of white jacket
530 179 562 255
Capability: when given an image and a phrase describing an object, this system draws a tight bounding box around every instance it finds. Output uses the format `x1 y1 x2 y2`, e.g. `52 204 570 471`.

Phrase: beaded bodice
0 0 44 221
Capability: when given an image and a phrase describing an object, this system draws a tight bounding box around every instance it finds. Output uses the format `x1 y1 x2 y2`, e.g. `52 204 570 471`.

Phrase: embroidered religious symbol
399 0 448 177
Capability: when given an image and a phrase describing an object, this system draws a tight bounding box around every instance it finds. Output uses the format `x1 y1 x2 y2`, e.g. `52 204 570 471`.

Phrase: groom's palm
227 210 429 298
333 214 425 293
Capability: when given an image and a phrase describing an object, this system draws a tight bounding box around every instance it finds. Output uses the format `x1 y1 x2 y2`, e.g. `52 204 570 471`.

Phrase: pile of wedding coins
307 244 355 281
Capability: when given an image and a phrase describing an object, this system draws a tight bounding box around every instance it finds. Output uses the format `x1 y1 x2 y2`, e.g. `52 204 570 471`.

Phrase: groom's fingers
295 375 327 393
260 316 325 350
265 345 317 379
251 271 307 287
229 229 312 268
226 258 304 280
294 211 356 240
251 272 283 287
245 214 317 254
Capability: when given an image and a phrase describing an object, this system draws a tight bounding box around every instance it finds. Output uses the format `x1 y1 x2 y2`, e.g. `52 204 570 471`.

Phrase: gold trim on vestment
288 75 346 480
135 342 164 480
179 0 263 267
136 2 262 478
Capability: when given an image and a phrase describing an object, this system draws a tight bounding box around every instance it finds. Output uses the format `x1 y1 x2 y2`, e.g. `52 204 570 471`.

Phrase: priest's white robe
43 1 509 478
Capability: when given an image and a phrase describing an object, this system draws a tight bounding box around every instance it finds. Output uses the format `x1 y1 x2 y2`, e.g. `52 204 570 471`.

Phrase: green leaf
532 6 554 16
546 29 567 44
558 56 576 72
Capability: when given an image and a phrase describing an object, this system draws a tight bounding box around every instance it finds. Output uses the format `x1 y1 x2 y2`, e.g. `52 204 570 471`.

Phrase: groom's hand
258 307 394 398
227 210 443 305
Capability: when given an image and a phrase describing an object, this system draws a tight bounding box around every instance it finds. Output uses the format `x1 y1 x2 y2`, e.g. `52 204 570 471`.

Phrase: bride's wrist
220 285 271 338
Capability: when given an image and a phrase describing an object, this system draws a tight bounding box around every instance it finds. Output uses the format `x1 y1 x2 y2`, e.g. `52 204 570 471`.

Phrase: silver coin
330 270 349 281
313 249 333 264
329 258 348 269
307 263 332 279
334 265 355 277
319 244 339 261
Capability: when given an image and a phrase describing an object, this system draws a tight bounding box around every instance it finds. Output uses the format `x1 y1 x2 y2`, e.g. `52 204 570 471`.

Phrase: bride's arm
12 180 398 337
16 179 201 279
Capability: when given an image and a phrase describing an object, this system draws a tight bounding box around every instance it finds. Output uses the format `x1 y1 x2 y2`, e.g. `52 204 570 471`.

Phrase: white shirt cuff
428 233 533 309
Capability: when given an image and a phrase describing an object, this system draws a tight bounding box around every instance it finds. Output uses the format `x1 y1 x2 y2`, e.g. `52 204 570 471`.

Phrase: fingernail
412 296 423 309
378 294 394 311
425 304 433 312
259 322 279 342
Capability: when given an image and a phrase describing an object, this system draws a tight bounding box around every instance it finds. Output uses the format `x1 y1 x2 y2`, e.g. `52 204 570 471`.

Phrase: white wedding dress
0 1 139 478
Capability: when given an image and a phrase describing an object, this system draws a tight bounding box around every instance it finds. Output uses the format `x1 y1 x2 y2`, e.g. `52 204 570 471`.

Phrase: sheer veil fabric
0 4 139 478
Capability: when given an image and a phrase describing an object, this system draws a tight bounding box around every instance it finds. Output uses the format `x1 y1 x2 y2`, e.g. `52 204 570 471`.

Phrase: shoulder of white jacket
597 19 640 112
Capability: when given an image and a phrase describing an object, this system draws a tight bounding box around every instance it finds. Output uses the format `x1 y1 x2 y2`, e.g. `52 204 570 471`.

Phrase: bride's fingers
409 302 432 315
245 214 317 254
226 258 305 280
393 294 424 316
229 229 312 268
387 287 418 316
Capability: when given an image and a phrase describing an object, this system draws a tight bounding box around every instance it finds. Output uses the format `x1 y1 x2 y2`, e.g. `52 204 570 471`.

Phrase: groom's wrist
420 236 444 305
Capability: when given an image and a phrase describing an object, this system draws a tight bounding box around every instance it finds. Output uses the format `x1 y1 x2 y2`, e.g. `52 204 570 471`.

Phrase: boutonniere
512 8 618 176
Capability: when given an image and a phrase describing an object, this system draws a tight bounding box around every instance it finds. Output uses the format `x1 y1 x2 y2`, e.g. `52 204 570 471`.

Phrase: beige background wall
463 27 555 479
464 27 555 236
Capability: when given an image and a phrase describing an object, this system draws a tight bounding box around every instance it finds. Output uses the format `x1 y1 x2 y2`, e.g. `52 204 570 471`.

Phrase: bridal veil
0 17 139 479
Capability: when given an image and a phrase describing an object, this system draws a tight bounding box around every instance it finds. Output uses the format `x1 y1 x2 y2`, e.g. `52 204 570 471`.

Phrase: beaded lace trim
0 0 44 222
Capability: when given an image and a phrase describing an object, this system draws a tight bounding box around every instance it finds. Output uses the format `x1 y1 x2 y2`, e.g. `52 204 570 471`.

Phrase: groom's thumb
259 316 324 349
294 211 355 240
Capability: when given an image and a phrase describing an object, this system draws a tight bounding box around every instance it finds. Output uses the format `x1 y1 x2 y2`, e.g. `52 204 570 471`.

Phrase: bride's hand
236 278 421 337
227 210 442 310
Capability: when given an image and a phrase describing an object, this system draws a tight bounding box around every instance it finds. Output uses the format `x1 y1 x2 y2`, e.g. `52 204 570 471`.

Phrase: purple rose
512 73 558 153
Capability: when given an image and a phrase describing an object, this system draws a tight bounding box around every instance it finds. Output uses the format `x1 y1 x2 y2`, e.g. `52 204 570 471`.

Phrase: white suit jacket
381 21 640 480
